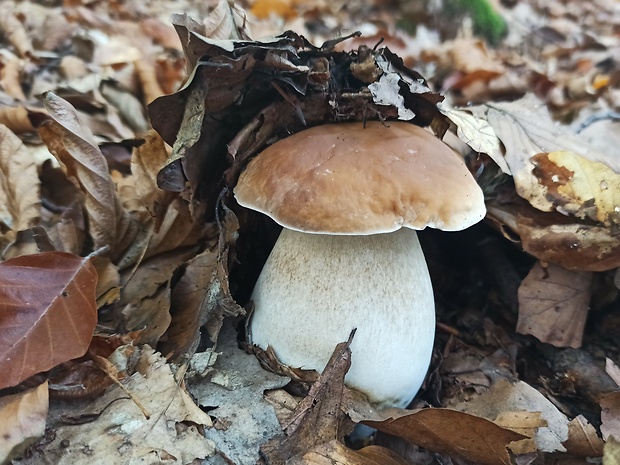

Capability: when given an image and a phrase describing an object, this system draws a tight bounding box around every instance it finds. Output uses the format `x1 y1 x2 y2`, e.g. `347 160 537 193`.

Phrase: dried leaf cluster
0 0 619 464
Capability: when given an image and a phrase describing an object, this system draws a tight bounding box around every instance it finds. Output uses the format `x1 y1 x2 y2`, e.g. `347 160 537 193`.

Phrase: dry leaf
38 91 136 261
517 262 592 348
531 151 620 227
25 347 215 464
0 252 98 389
0 106 38 134
607 358 620 387
601 392 620 442
261 335 354 465
0 54 26 100
605 437 620 465
453 380 569 453
0 124 41 236
563 415 604 457
0 2 33 58
188 323 289 465
363 408 525 465
0 381 48 463
289 441 411 465
440 104 509 173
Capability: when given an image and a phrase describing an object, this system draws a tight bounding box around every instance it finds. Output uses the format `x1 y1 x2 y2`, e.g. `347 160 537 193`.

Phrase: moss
444 0 508 45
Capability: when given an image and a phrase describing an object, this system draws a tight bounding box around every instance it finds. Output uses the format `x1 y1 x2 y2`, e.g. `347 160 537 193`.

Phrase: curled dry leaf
0 54 26 101
453 380 569 454
38 91 136 261
26 347 215 464
0 2 33 58
0 252 98 389
486 201 620 271
0 381 48 463
563 415 604 457
261 335 354 465
440 104 509 174
0 106 38 135
0 124 40 238
531 151 620 227
517 261 592 348
362 408 525 465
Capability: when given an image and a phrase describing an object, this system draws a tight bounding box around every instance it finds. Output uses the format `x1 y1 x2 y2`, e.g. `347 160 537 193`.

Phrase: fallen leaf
261 334 355 465
607 358 620 387
494 411 547 454
0 252 98 389
159 207 240 361
453 380 569 453
563 415 604 457
601 392 620 442
531 151 620 227
0 381 48 463
517 261 592 348
38 91 137 261
289 441 411 465
0 2 33 58
440 104 509 174
24 347 215 464
188 323 289 465
605 436 620 465
0 124 40 238
363 408 525 465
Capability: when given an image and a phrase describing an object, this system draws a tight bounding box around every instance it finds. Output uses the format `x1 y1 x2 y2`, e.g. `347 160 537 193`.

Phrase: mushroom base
249 227 435 408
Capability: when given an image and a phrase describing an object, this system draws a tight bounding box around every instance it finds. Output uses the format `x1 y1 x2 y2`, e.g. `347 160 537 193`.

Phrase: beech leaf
531 151 620 227
38 91 135 260
0 124 40 234
363 409 525 465
0 381 48 463
0 252 98 389
517 262 592 348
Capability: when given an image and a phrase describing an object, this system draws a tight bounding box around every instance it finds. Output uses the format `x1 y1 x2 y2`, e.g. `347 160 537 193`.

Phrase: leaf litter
0 0 619 464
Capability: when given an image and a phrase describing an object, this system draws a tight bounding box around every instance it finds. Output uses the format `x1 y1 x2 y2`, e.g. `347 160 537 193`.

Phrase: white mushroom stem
250 227 435 408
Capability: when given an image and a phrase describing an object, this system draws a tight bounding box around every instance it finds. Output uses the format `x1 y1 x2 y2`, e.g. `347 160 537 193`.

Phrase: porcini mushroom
234 121 486 408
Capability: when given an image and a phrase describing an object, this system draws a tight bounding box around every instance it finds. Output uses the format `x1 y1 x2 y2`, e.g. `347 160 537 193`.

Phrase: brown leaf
0 2 33 58
0 252 98 389
289 441 410 465
487 201 620 271
363 408 525 465
0 124 41 235
531 151 620 227
0 381 48 463
0 55 26 101
452 380 569 454
563 415 604 457
38 91 136 261
517 262 592 348
261 335 354 465
159 207 241 361
0 107 38 134
601 392 620 442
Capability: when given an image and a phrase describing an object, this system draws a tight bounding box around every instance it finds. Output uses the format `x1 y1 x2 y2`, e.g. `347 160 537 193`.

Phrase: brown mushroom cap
234 121 486 234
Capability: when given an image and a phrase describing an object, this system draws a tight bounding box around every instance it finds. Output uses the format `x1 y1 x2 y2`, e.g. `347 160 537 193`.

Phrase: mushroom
234 121 486 408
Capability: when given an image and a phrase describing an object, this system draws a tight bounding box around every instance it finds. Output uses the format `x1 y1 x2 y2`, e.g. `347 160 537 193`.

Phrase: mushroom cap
234 121 486 234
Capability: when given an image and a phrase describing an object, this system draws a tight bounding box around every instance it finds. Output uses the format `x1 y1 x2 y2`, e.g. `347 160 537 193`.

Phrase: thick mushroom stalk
250 227 434 408
235 122 486 408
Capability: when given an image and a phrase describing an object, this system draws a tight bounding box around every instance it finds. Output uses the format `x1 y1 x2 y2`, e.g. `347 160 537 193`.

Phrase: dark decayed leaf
0 252 98 389
261 333 354 464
